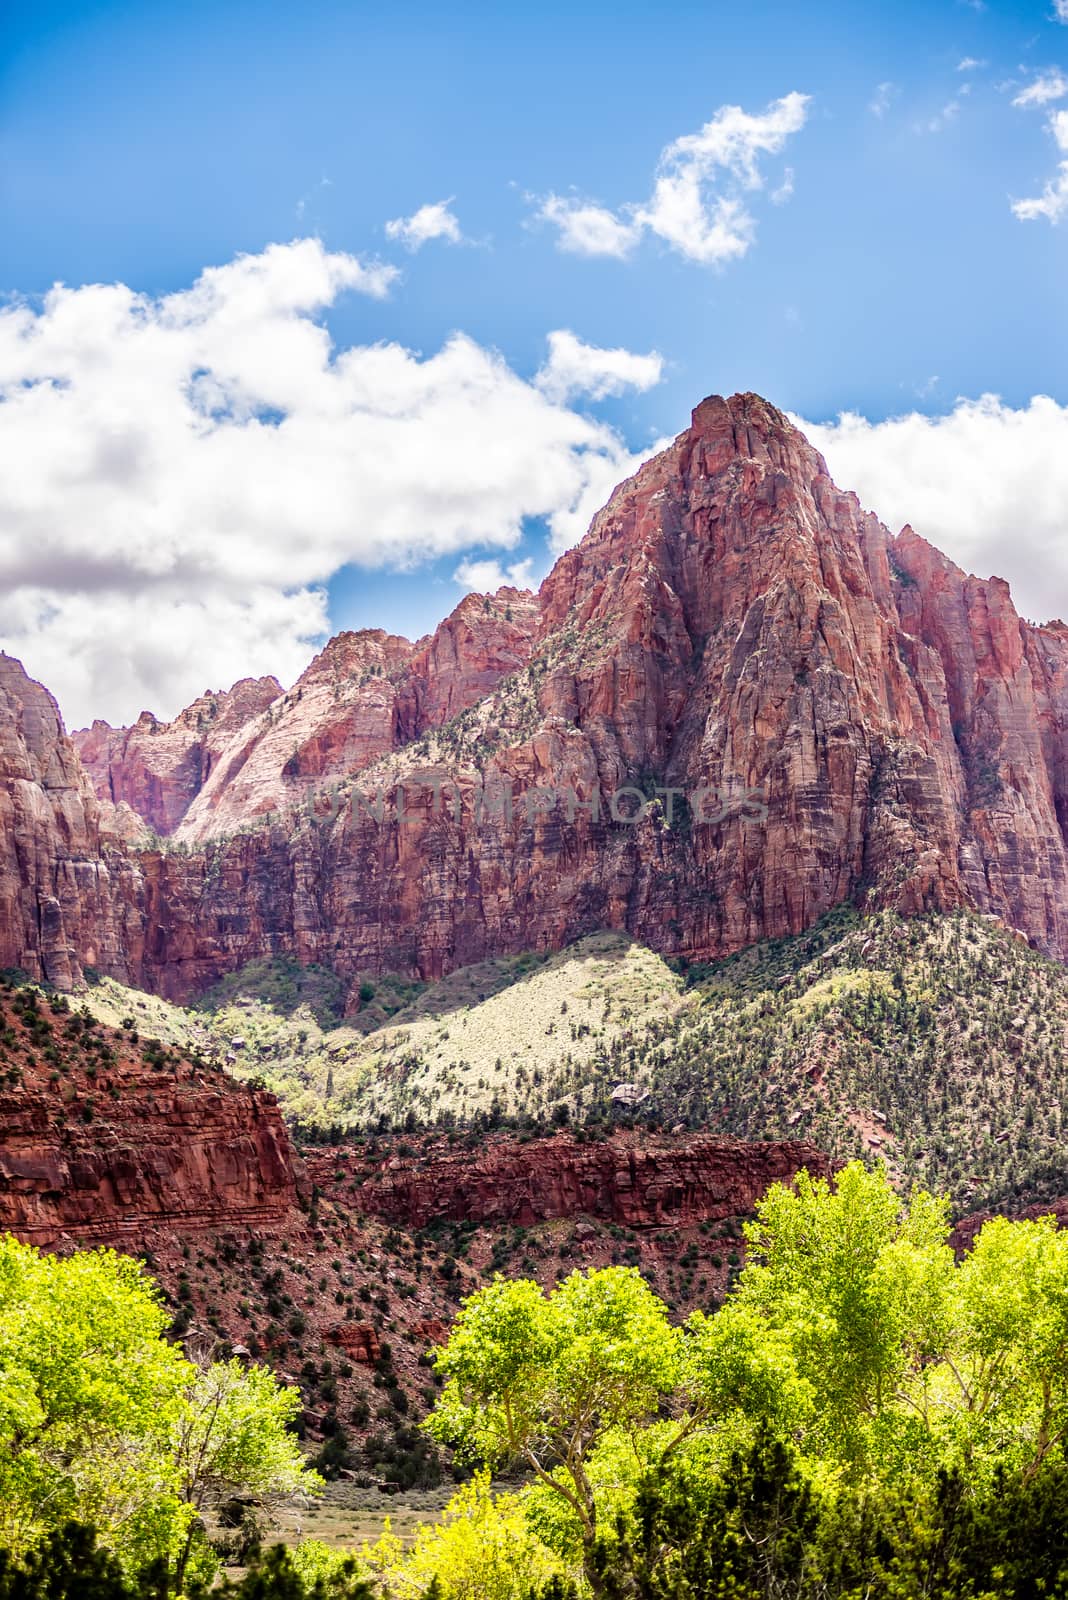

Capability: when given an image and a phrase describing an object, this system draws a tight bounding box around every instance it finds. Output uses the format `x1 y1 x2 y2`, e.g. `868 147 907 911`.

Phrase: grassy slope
83 934 686 1128
81 908 1068 1214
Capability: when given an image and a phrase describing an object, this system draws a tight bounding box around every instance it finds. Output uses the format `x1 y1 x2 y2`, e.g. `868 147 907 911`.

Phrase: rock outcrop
347 1131 830 1231
950 1194 1068 1254
73 676 282 838
0 986 296 1246
0 654 146 991
72 589 539 845
4 393 1068 998
324 1322 382 1364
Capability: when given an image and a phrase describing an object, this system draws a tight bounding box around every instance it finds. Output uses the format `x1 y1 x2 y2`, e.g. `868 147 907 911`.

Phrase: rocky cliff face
0 654 146 991
71 589 539 846
0 984 295 1245
4 393 1068 998
72 676 282 838
173 587 538 844
343 1131 830 1231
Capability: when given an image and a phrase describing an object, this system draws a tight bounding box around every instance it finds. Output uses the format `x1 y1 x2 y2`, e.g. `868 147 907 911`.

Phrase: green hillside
81 908 1068 1214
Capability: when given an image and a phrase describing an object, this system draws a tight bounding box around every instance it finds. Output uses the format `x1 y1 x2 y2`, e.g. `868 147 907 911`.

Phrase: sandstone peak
1 390 1065 999
72 672 284 837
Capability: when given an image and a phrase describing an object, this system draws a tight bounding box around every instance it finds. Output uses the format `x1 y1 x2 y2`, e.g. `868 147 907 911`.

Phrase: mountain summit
4 392 1067 1001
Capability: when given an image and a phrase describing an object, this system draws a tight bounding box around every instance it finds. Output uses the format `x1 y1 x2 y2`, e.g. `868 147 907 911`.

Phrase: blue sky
2 0 1068 723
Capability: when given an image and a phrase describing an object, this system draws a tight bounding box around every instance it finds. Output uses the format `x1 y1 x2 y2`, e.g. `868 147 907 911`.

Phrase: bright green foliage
0 1236 319 1590
681 1304 812 1442
425 1166 1068 1597
286 1539 375 1592
733 1162 1068 1482
171 1359 317 1592
362 1474 563 1598
425 1268 681 1587
174 1358 312 1514
732 1162 956 1469
0 1235 191 1563
951 1213 1068 1477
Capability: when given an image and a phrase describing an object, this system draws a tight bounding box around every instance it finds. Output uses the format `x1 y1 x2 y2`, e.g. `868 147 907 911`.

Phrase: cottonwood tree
170 1358 313 1594
425 1165 1068 1595
0 1238 190 1564
0 1236 319 1592
424 1267 682 1596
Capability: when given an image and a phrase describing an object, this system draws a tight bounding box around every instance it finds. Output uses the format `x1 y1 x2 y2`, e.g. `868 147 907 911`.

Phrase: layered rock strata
3 393 1066 998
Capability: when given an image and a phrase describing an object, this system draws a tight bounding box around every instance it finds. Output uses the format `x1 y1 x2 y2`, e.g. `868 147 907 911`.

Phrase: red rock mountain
0 653 146 990
71 588 538 844
73 676 283 838
4 393 1068 999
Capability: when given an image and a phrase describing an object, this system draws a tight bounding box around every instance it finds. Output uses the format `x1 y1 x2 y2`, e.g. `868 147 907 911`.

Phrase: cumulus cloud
534 329 663 403
1012 69 1068 107
453 556 536 592
1012 107 1068 221
384 198 463 250
534 93 810 267
0 240 662 726
534 195 641 259
796 395 1068 624
1057 0 1068 21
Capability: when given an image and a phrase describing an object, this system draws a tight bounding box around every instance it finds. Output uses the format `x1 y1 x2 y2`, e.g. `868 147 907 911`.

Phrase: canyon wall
341 1132 831 1230
0 987 295 1246
73 675 282 838
0 653 146 991
2 392 1066 1000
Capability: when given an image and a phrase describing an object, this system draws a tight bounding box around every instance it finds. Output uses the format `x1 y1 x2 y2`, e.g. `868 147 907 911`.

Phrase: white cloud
869 81 897 117
535 93 810 267
384 198 463 250
453 556 535 592
534 195 641 259
0 240 661 726
796 394 1068 624
1012 108 1068 220
1013 163 1068 220
770 167 795 204
957 57 986 72
534 329 663 403
1056 0 1068 21
1012 69 1068 107
921 98 962 134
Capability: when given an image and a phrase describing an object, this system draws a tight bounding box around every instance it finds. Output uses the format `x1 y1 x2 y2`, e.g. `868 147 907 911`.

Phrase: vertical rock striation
2 393 1066 997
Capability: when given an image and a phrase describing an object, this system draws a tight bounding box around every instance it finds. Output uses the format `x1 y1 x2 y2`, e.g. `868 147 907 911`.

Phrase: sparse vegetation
75 909 1068 1212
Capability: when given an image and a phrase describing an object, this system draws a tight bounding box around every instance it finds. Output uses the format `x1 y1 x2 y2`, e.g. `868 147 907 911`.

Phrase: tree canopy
423 1162 1068 1599
0 1235 319 1589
